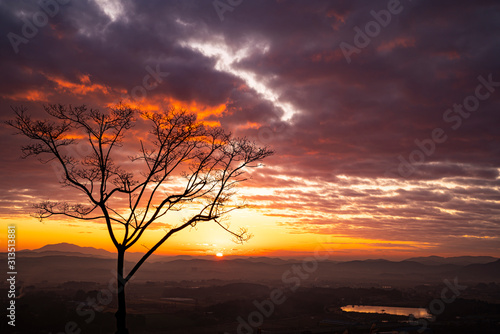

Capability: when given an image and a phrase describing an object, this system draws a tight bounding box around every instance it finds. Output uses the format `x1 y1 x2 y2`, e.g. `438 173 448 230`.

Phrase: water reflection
341 305 432 319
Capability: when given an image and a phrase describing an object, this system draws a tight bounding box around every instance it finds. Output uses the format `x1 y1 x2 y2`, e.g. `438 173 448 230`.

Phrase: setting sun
216 252 224 257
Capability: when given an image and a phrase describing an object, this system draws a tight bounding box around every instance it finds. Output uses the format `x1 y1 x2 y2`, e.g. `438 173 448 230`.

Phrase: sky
0 0 499 260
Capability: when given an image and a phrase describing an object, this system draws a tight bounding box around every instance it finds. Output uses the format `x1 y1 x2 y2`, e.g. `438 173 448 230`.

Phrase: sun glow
216 252 224 257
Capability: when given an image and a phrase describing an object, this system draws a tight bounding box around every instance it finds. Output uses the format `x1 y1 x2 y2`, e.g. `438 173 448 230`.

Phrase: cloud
1 0 499 257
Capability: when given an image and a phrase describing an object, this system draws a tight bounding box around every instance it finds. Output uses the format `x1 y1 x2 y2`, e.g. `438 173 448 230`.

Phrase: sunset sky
1 0 499 260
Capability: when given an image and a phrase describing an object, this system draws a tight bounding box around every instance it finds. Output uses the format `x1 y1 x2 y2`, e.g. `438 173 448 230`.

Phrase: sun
216 252 223 257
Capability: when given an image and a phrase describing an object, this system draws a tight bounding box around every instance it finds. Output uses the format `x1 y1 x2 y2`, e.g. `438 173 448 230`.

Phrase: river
341 305 432 319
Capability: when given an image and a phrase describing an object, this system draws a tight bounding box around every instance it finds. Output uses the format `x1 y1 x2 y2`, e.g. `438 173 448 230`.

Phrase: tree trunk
115 248 129 334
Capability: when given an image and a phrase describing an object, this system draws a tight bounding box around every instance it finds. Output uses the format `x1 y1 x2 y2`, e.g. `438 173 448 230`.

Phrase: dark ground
2 280 500 334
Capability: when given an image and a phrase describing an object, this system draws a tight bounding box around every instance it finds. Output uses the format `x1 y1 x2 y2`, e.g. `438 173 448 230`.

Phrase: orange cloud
237 121 261 130
46 73 111 95
60 133 87 140
111 101 160 112
2 89 49 102
1 71 110 102
111 96 227 124
377 37 416 52
165 98 227 120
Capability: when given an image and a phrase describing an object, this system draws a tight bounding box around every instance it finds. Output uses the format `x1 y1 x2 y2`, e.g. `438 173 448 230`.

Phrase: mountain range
2 243 498 286
18 243 500 265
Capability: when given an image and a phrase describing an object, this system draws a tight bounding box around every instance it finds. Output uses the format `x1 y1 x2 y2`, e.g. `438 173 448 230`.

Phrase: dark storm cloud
1 0 499 254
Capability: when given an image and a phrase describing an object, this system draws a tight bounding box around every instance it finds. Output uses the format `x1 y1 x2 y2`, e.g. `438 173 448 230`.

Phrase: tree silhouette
6 104 273 334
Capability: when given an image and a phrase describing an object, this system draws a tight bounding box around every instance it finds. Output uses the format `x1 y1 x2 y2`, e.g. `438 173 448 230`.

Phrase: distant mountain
455 259 500 281
18 243 297 264
404 255 499 266
6 243 499 286
19 243 190 262
243 256 298 265
18 250 111 259
20 244 499 266
336 259 429 272
27 243 115 257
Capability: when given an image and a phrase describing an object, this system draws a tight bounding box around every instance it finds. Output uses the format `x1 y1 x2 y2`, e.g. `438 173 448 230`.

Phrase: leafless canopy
7 104 273 281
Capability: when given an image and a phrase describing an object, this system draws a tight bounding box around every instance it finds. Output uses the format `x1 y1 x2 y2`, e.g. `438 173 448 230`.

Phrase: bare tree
6 104 273 334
